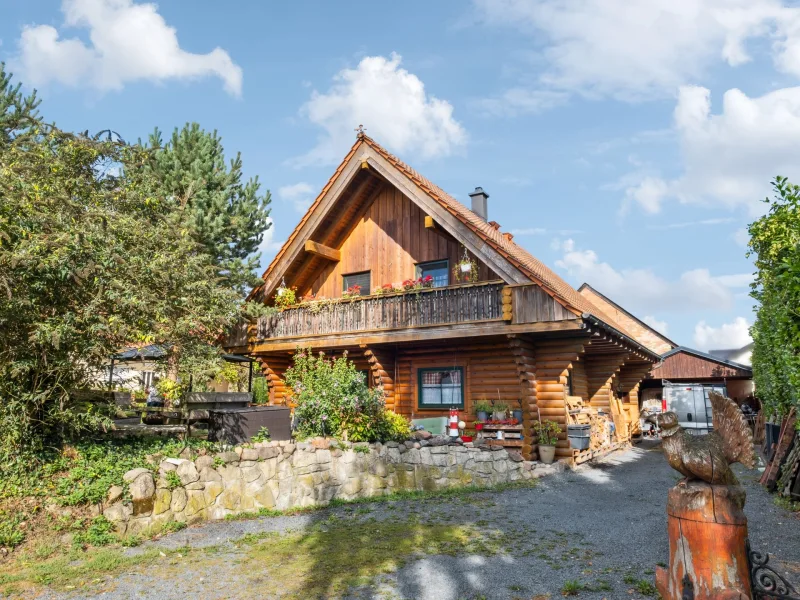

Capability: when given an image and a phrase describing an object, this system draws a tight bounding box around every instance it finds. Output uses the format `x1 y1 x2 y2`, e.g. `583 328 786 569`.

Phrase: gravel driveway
33 440 800 600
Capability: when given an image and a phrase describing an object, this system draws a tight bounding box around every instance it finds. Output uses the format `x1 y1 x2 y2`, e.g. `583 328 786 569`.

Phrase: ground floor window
418 367 464 408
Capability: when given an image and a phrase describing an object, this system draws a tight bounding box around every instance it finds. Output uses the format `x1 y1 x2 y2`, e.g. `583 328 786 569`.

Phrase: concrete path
37 440 800 600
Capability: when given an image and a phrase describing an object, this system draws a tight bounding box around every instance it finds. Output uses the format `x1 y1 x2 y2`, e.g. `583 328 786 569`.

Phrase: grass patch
0 545 191 595
241 519 505 598
774 495 800 512
561 580 584 595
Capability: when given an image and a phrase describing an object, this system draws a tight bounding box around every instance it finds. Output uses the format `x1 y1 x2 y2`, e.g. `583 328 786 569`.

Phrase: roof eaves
661 346 753 373
581 313 661 362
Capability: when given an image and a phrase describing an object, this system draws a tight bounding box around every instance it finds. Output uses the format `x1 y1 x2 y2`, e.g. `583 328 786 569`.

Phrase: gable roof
577 283 678 354
253 133 629 331
661 346 753 373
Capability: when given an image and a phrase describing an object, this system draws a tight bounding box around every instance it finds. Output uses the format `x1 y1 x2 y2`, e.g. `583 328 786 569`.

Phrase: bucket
567 424 591 450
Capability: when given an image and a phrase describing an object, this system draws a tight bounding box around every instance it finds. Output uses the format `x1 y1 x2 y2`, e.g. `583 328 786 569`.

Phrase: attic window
416 260 449 288
342 271 370 296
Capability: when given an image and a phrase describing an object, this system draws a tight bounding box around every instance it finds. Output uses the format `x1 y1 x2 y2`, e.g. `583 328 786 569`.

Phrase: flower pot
475 422 484 431
476 411 488 422
538 444 556 464
460 262 471 273
512 409 523 422
493 411 506 421
461 435 473 443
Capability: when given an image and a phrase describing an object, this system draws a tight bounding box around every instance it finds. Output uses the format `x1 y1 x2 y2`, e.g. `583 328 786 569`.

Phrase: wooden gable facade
230 133 661 462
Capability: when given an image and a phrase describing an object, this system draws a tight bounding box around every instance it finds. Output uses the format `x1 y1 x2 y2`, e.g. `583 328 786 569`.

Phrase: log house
229 133 660 461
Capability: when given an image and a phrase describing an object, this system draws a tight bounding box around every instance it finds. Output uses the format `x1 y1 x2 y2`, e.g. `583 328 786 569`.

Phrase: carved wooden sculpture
649 393 757 599
650 392 756 485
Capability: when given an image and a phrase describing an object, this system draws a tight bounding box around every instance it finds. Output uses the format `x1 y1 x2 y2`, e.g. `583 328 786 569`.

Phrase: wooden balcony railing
254 281 506 341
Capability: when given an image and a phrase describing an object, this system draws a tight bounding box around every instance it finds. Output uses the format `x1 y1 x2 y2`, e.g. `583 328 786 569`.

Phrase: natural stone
177 461 199 485
216 451 240 464
219 464 242 481
153 489 171 515
204 481 224 505
241 448 259 461
199 467 222 482
123 468 150 484
195 455 214 470
258 446 279 460
129 472 155 516
107 485 123 505
184 490 207 517
170 487 188 512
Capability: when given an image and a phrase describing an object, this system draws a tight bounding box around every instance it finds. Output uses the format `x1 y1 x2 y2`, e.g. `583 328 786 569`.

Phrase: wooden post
108 357 115 390
655 482 752 599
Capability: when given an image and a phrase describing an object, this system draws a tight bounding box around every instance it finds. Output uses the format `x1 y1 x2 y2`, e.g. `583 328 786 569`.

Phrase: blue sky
4 0 799 350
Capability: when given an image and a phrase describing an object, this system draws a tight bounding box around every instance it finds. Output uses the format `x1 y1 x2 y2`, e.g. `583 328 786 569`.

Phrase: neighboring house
642 347 754 403
228 132 660 461
709 342 754 367
575 284 755 405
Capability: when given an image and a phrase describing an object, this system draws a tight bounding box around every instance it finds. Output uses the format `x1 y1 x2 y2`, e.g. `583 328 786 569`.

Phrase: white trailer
663 382 727 435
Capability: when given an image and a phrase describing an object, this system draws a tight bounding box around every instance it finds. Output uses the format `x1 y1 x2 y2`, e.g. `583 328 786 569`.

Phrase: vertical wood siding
303 186 497 298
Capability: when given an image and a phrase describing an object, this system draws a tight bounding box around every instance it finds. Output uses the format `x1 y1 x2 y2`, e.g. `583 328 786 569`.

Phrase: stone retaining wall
104 439 560 536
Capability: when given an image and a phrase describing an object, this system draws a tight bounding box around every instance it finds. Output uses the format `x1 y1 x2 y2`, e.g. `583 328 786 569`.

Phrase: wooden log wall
361 345 397 410
584 352 629 413
533 338 588 459
303 186 497 299
258 355 292 405
393 340 521 425
509 335 538 461
618 361 654 436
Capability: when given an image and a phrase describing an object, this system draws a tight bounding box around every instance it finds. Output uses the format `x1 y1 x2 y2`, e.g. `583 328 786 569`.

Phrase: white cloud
646 217 736 230
278 182 317 213
14 0 242 95
642 315 669 335
624 85 800 214
693 316 752 350
472 0 800 102
554 238 751 313
292 53 466 167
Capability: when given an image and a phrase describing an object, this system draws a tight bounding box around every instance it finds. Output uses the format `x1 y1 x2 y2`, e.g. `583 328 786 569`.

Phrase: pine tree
0 62 41 144
145 123 272 295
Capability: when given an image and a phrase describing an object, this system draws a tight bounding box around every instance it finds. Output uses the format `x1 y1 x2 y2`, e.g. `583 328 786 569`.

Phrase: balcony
254 281 507 343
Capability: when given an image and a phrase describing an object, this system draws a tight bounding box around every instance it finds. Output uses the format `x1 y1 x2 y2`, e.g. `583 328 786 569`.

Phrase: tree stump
655 481 752 599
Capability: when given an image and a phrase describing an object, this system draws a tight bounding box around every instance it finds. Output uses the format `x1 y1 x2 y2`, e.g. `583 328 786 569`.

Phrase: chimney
469 187 489 221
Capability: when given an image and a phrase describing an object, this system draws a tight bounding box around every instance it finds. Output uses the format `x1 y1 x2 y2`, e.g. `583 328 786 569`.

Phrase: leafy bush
252 375 269 405
164 471 182 490
73 516 117 547
0 513 25 549
251 427 271 443
377 410 412 442
532 420 561 446
285 350 387 442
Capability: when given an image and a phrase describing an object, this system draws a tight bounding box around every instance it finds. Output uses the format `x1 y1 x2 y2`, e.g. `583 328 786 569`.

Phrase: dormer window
416 260 449 288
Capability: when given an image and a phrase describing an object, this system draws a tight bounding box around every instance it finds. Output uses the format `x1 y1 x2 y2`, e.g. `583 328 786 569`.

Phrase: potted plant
275 283 297 309
533 419 561 464
474 399 492 422
342 284 361 299
512 398 524 422
453 247 479 283
492 401 508 421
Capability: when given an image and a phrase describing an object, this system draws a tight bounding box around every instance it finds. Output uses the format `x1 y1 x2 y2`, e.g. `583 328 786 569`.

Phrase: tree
144 124 272 296
748 176 800 419
0 65 244 455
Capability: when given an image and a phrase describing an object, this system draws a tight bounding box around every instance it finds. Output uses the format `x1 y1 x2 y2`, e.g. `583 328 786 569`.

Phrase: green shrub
0 513 25 549
251 427 271 444
252 376 269 405
532 420 561 446
285 350 386 442
377 410 412 442
73 516 117 547
165 471 181 490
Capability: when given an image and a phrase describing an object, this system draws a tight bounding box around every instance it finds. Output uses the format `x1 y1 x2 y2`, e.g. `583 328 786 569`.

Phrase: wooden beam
304 240 341 262
424 215 436 230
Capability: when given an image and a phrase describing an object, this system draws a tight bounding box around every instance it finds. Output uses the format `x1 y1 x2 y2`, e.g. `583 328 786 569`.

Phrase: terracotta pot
538 445 556 464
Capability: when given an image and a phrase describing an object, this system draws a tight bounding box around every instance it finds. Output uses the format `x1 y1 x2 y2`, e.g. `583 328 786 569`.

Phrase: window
418 367 464 408
416 260 449 288
342 271 370 296
141 371 155 389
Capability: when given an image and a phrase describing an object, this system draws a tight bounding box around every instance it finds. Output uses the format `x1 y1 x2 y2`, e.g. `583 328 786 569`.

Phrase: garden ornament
649 392 758 599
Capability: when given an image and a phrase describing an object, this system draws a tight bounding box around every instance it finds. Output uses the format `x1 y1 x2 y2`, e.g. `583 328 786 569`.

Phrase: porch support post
248 360 254 393
108 358 115 390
